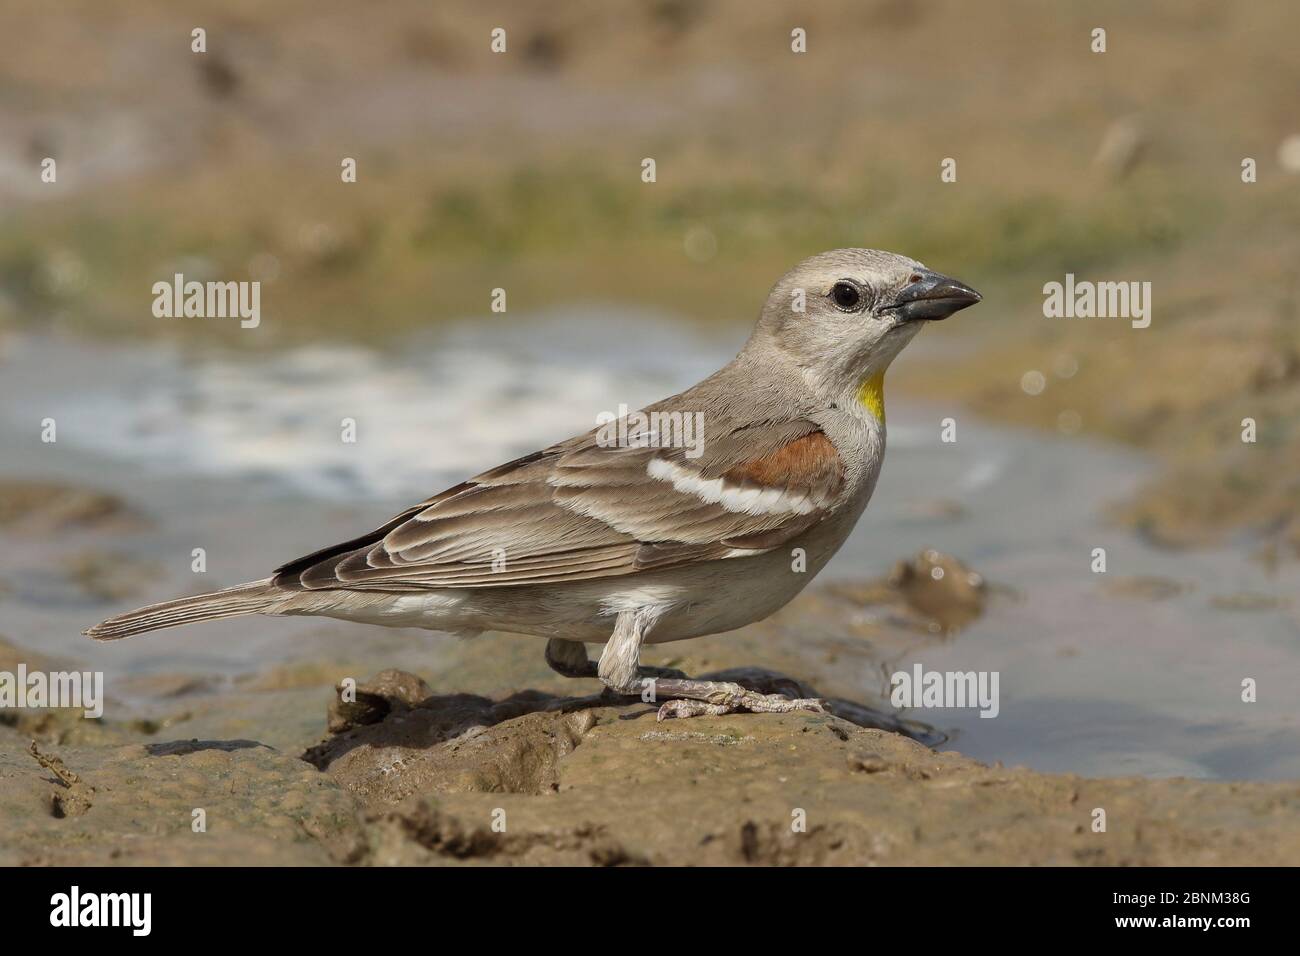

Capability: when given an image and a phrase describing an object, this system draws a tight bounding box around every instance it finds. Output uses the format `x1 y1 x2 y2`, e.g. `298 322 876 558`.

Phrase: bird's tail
84 579 278 641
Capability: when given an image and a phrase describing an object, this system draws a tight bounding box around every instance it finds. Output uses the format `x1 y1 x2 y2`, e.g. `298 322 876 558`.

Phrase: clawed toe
656 699 731 721
743 693 828 715
655 691 829 721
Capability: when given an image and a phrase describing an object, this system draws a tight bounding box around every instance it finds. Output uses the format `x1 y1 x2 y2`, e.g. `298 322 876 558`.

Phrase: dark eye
831 281 862 310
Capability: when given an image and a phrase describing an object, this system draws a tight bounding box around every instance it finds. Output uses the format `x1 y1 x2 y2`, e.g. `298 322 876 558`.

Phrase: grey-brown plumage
83 580 277 641
87 249 980 720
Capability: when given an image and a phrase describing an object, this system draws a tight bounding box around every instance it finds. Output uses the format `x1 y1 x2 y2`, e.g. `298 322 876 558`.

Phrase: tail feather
84 579 277 641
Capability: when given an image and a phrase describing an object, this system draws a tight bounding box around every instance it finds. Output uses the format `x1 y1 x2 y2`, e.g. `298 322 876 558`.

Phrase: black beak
883 270 982 321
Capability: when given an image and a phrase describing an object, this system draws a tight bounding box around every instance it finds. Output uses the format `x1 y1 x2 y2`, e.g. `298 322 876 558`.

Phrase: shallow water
1 316 1296 779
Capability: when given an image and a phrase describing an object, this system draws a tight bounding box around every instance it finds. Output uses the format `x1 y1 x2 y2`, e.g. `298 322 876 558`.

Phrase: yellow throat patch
857 369 886 422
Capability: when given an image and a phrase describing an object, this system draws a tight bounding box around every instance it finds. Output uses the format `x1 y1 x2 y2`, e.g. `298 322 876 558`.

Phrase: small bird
87 249 980 720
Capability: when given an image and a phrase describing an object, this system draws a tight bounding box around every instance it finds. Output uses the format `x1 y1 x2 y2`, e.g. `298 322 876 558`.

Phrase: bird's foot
648 678 827 722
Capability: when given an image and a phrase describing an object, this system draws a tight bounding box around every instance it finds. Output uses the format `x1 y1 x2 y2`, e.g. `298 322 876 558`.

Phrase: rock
327 669 434 734
829 550 988 635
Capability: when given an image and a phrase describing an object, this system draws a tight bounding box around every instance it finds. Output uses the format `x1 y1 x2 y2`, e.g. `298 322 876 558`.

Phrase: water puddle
1 315 1296 779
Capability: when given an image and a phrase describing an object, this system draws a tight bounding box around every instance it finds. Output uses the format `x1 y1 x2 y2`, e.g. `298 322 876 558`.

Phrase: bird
86 249 981 720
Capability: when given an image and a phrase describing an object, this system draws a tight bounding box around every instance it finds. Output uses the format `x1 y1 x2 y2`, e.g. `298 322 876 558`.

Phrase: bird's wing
272 418 846 592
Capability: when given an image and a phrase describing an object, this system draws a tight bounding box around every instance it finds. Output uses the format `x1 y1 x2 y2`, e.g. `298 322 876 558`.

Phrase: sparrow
87 249 981 720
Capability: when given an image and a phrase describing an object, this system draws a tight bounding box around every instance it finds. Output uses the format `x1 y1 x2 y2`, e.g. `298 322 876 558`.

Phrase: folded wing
272 418 845 592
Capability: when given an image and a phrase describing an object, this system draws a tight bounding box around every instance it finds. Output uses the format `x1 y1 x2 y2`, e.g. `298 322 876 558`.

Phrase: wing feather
273 417 845 592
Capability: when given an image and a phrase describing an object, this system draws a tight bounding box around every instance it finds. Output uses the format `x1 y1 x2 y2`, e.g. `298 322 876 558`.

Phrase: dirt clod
27 742 94 818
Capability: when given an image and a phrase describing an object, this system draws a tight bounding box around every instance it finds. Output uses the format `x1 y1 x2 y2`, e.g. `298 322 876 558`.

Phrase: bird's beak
883 270 982 322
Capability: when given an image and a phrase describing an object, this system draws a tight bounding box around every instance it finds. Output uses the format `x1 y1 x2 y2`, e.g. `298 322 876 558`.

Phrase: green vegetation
0 155 1216 346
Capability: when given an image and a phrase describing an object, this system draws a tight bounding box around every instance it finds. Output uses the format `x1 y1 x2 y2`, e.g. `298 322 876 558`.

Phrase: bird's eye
830 281 862 311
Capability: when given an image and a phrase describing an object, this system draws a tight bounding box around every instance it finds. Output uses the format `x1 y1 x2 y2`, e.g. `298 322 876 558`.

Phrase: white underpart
598 585 683 618
645 458 821 515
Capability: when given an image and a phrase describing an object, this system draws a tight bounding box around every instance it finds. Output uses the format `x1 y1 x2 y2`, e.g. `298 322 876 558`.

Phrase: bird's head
747 248 981 413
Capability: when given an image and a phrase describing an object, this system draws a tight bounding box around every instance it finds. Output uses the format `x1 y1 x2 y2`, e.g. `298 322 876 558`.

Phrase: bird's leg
545 638 597 678
547 635 686 684
596 609 652 696
595 610 825 721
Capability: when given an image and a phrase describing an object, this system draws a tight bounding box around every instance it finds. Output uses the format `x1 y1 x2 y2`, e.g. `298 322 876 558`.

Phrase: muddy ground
3 610 1298 866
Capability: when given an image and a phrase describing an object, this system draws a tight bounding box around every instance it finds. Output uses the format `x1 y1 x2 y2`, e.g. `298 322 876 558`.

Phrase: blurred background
1 0 1298 779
